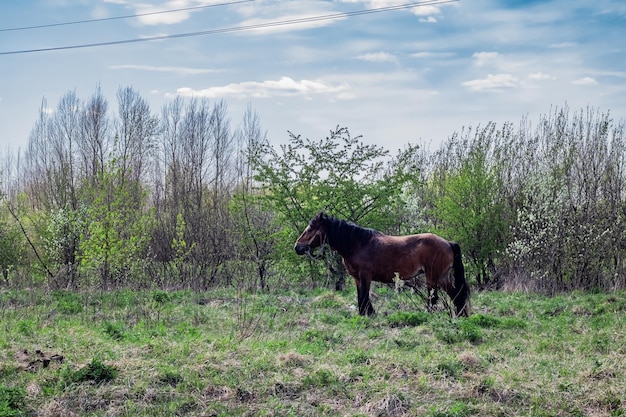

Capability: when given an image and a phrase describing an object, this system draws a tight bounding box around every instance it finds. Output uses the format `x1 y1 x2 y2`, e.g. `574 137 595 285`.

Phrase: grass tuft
0 385 26 417
387 310 430 327
428 401 473 417
431 317 483 344
62 358 118 386
102 321 125 341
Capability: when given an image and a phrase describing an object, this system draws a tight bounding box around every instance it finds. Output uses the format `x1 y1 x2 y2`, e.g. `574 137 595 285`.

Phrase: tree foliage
429 124 509 287
0 208 25 283
253 126 420 227
3 84 626 295
501 107 626 292
422 106 626 292
78 164 153 289
251 126 422 288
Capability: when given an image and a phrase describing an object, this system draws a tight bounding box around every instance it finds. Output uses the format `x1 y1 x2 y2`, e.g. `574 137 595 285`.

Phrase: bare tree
149 97 185 286
114 86 158 187
210 100 235 199
79 84 110 185
151 97 243 289
153 97 217 288
231 104 276 290
21 92 83 287
51 90 81 210
23 99 52 209
24 92 81 210
500 106 626 291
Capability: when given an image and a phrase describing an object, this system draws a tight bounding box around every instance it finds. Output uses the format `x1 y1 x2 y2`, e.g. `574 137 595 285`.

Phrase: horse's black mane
318 213 382 255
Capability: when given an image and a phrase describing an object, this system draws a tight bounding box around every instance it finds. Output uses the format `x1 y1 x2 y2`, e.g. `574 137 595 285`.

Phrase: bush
62 358 118 386
303 368 337 388
102 321 125 341
53 291 83 314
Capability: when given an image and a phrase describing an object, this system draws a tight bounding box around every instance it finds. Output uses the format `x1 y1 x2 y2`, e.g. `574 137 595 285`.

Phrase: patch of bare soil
16 349 64 372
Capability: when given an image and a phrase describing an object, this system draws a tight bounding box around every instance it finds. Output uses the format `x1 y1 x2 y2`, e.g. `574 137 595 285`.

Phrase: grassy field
0 284 624 417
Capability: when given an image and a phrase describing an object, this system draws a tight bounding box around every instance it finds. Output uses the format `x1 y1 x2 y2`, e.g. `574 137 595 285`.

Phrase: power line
0 0 459 56
0 0 254 32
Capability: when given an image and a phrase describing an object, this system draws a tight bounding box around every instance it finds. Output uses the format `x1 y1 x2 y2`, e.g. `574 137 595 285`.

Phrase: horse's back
378 232 451 253
414 232 454 251
351 232 453 282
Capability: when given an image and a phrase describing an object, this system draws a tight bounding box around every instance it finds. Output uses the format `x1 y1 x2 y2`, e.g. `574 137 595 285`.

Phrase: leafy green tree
41 205 85 288
430 124 508 287
78 164 153 289
251 126 421 288
0 212 24 284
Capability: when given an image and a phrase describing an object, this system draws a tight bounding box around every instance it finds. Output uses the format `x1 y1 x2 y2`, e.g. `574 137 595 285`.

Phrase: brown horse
294 212 470 317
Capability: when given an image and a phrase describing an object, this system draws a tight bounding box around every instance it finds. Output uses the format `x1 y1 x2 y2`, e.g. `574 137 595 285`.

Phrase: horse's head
294 212 327 258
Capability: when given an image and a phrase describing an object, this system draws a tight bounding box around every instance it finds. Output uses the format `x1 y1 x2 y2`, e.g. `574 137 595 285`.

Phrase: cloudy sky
1 0 625 154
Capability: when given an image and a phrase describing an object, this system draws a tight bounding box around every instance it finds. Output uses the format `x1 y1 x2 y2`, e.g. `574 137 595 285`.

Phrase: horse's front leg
355 276 375 316
428 287 439 311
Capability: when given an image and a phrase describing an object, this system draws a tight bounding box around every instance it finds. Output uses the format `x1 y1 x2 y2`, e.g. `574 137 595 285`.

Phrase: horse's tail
450 242 471 317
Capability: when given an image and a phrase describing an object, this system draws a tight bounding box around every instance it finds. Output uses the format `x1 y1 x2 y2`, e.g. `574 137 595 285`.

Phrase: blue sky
1 0 625 154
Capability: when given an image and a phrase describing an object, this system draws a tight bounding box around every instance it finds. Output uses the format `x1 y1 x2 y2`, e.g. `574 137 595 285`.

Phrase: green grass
0 286 624 416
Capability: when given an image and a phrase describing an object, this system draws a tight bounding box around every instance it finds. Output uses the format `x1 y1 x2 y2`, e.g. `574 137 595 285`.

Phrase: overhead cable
0 0 254 32
0 0 459 56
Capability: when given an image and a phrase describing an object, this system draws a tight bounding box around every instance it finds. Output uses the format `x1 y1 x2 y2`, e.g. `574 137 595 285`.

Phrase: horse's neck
326 219 366 257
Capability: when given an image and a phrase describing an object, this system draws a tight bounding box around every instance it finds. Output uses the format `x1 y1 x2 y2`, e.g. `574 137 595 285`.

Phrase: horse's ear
309 211 323 225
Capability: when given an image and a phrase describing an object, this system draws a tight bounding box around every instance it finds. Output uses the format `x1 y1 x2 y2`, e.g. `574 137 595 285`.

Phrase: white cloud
339 0 442 20
136 8 191 25
472 52 499 67
528 72 555 80
91 5 109 19
109 64 221 75
462 74 519 91
228 0 343 34
168 77 350 99
126 0 233 26
411 51 455 59
356 52 397 63
236 12 345 34
594 70 626 78
410 5 441 16
572 77 598 86
419 16 437 23
549 42 577 49
138 33 169 39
